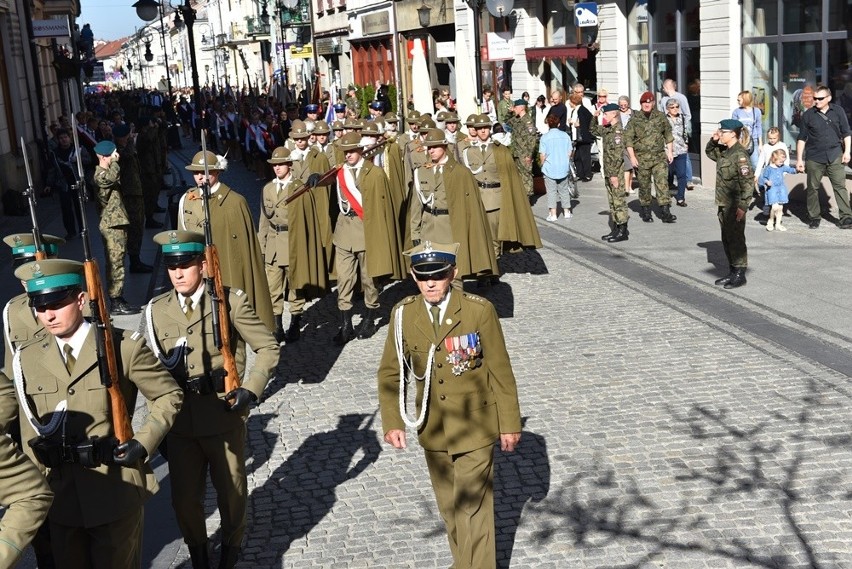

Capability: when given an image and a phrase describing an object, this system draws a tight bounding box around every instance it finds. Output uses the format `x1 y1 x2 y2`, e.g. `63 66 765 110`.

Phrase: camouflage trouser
123 196 145 255
636 155 672 206
718 206 748 268
605 176 629 224
101 226 127 297
515 157 534 196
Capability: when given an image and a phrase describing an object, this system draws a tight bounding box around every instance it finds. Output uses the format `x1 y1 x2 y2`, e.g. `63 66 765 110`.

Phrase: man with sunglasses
377 241 521 569
795 84 852 229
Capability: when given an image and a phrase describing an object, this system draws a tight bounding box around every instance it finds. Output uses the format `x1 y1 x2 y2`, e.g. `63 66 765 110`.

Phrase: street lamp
143 31 154 62
134 0 174 98
133 0 159 22
417 3 432 28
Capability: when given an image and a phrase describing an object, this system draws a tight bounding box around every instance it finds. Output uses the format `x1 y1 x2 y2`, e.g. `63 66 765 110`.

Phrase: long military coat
377 291 522 454
17 327 182 528
146 287 279 438
258 176 334 299
179 183 275 330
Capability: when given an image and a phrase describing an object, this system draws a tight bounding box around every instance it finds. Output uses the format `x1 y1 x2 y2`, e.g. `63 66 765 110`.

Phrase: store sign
485 32 513 61
32 19 70 38
636 0 648 23
290 45 313 59
435 41 455 59
574 3 598 27
362 11 390 36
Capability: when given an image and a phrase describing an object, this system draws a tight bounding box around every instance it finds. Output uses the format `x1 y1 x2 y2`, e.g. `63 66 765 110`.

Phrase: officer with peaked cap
12 258 182 568
145 230 278 569
178 151 275 331
377 241 521 569
331 132 405 344
410 129 498 280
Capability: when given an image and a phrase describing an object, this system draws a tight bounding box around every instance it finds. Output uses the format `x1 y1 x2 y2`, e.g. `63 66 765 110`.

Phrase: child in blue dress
758 149 797 231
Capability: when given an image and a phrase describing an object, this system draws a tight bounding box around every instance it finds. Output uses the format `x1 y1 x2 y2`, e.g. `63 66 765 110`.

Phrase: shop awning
525 45 589 62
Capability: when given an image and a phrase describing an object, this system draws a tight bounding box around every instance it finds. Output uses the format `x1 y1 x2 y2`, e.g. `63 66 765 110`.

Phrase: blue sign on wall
575 2 599 28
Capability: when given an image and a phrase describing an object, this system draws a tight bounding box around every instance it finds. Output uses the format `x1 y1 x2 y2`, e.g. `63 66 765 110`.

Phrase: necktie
184 298 194 320
430 305 441 338
480 144 486 158
63 344 76 375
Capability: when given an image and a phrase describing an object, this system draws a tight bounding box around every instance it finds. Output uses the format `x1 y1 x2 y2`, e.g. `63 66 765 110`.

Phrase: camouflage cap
267 146 294 164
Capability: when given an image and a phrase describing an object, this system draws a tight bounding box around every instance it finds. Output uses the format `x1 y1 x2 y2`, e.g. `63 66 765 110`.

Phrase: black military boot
129 255 153 273
332 310 355 345
660 205 677 223
640 205 654 222
714 266 735 286
284 314 302 342
356 309 377 340
217 545 240 569
724 268 747 289
188 543 211 569
273 314 285 343
601 223 618 240
110 297 140 316
607 223 629 243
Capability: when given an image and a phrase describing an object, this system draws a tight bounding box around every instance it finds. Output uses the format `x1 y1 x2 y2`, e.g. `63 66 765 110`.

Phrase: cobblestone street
4 140 851 568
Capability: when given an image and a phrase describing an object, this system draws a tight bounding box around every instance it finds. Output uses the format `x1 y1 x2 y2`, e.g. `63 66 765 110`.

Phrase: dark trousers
806 156 852 222
574 142 592 179
58 188 83 236
668 154 688 201
718 205 747 268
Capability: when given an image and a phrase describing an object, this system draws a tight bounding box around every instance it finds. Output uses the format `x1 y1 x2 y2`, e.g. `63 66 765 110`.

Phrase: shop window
827 0 850 32
782 41 823 147
743 42 778 144
651 0 678 43
742 0 778 37
827 38 852 125
782 0 822 34
627 0 648 45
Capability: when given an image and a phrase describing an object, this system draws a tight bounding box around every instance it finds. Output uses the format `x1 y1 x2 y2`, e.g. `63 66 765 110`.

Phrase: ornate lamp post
134 0 175 98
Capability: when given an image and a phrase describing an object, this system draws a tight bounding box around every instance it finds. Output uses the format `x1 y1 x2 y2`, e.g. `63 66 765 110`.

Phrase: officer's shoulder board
231 288 245 297
462 292 487 304
398 295 417 307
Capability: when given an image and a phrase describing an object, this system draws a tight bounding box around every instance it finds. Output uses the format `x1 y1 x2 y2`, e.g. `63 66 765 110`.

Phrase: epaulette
232 288 245 297
130 330 142 341
462 292 486 303
399 295 417 306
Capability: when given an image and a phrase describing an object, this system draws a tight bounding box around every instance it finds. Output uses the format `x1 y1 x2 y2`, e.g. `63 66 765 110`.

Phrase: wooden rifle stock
83 259 134 443
203 244 240 394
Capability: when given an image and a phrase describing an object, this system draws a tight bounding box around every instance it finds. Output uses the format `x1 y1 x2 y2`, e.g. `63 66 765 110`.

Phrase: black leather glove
225 388 257 413
307 173 321 187
113 439 148 466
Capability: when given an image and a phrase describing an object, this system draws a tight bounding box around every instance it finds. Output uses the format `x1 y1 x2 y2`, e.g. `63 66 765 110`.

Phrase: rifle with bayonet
19 137 45 260
284 138 389 205
199 131 241 398
71 115 134 444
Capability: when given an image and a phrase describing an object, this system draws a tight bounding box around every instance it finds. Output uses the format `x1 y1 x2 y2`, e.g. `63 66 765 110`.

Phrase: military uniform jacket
590 121 627 178
0 436 52 568
377 291 522 454
258 176 333 298
147 288 279 438
411 157 498 279
117 139 143 197
17 327 183 528
705 140 754 210
333 160 406 280
179 183 275 331
623 109 673 159
94 161 130 229
1 294 45 432
509 113 537 159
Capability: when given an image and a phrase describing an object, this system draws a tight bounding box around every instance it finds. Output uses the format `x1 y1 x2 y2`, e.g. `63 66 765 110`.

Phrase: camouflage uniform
623 109 674 207
706 140 753 269
136 124 160 219
116 140 145 256
508 112 537 196
345 95 361 118
94 161 129 297
590 120 629 224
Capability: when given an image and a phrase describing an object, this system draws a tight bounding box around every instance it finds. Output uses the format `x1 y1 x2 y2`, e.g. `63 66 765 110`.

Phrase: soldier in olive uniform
332 133 405 344
135 115 164 229
12 259 183 569
0 434 53 568
328 121 346 166
178 151 275 331
396 111 422 162
92 140 138 315
113 123 153 273
410 129 498 280
289 120 331 183
459 114 542 259
624 91 677 223
706 119 754 289
146 231 279 569
591 103 630 242
377 242 521 569
344 86 360 118
507 99 538 197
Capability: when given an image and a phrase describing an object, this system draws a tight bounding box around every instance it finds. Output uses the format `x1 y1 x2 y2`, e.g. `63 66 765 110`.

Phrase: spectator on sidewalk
539 114 575 221
758 149 797 231
618 96 636 195
665 99 690 207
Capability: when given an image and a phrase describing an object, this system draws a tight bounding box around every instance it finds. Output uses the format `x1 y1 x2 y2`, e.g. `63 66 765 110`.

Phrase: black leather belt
477 181 500 189
342 210 358 217
271 223 288 232
423 205 449 216
29 435 117 469
183 369 227 395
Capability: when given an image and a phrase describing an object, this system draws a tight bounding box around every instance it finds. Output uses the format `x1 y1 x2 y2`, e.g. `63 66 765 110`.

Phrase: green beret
720 119 743 130
602 103 620 113
513 99 527 106
94 140 116 156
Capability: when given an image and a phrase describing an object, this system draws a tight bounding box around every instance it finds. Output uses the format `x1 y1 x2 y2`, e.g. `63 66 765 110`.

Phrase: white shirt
177 285 205 314
55 320 92 364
